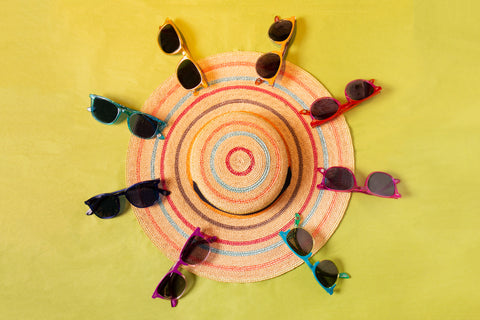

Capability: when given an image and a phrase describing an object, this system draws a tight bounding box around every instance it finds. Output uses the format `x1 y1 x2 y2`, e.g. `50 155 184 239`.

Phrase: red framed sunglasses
300 79 382 127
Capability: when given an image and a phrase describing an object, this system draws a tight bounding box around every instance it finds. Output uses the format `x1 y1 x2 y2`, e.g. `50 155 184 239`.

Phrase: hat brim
126 51 354 282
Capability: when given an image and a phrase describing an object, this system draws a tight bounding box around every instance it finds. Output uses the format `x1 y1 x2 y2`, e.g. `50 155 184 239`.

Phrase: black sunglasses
158 18 208 94
85 179 171 219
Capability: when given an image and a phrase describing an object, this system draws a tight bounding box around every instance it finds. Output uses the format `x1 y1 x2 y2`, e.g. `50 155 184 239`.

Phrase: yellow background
1 0 478 319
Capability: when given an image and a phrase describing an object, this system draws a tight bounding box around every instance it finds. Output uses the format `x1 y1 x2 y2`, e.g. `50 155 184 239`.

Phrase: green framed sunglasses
88 94 167 140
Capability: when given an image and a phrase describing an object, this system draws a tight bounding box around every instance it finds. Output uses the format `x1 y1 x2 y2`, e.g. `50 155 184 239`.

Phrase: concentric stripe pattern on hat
126 51 354 282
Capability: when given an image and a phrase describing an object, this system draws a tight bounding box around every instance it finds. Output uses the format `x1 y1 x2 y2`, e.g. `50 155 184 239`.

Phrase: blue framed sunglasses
88 94 167 139
279 214 350 295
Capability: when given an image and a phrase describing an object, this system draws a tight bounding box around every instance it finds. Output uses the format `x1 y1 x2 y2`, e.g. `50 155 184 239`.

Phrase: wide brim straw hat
126 51 354 282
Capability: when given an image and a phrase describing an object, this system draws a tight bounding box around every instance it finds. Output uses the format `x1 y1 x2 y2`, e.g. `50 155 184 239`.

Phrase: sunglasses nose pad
118 195 129 214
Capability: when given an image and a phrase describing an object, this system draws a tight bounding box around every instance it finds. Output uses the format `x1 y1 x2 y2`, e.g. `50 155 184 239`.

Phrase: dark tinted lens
315 260 339 288
256 53 281 79
324 167 355 190
180 236 210 265
367 172 395 196
128 113 157 139
268 20 293 42
91 97 119 123
86 195 120 219
177 59 202 90
156 272 186 299
286 228 313 256
125 183 159 208
345 80 375 101
158 24 181 54
310 98 340 120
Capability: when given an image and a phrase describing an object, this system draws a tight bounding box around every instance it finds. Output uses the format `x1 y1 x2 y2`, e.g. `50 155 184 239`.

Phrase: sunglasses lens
158 24 180 54
367 172 395 196
315 260 339 288
128 113 157 139
345 80 375 101
156 272 186 300
324 167 355 190
256 53 281 79
125 183 159 208
91 97 119 124
86 195 120 219
268 20 293 42
180 236 210 265
286 228 313 256
310 98 340 120
177 59 202 90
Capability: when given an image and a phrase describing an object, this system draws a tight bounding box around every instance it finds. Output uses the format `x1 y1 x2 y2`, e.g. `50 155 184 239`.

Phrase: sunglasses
279 214 349 295
88 94 167 139
300 79 382 127
152 227 217 307
317 167 401 198
255 16 296 86
85 179 171 219
158 18 208 94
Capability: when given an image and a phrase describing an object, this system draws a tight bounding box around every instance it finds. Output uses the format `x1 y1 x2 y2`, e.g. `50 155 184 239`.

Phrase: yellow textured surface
1 0 478 319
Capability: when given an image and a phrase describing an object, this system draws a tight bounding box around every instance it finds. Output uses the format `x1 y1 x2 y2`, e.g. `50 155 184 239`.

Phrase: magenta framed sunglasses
317 167 401 198
152 227 217 307
300 79 382 127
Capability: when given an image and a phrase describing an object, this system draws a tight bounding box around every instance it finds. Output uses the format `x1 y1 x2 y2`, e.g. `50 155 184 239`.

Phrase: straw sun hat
126 51 354 282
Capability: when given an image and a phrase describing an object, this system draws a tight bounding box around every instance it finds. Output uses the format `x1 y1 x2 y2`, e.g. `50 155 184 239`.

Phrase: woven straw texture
126 51 354 282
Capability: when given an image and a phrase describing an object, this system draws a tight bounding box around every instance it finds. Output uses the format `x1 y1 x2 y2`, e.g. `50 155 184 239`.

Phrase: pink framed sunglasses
317 167 401 199
300 79 382 127
152 227 217 307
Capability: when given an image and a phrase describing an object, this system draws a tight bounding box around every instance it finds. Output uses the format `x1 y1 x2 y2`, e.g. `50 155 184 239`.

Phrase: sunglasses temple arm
339 100 361 114
86 209 93 216
310 119 326 128
339 272 350 279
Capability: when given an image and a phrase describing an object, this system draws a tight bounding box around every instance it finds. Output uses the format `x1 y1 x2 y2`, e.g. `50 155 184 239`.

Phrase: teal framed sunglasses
88 94 167 139
279 214 350 295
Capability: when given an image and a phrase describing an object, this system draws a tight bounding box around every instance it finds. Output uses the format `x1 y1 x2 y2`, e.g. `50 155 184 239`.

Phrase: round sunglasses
152 227 217 307
300 79 382 127
158 18 208 94
84 179 171 219
279 214 349 295
88 94 167 139
255 16 296 86
317 166 401 198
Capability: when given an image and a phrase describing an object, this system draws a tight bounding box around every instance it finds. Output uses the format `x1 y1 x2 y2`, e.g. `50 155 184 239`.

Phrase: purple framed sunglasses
152 227 217 307
317 167 401 199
